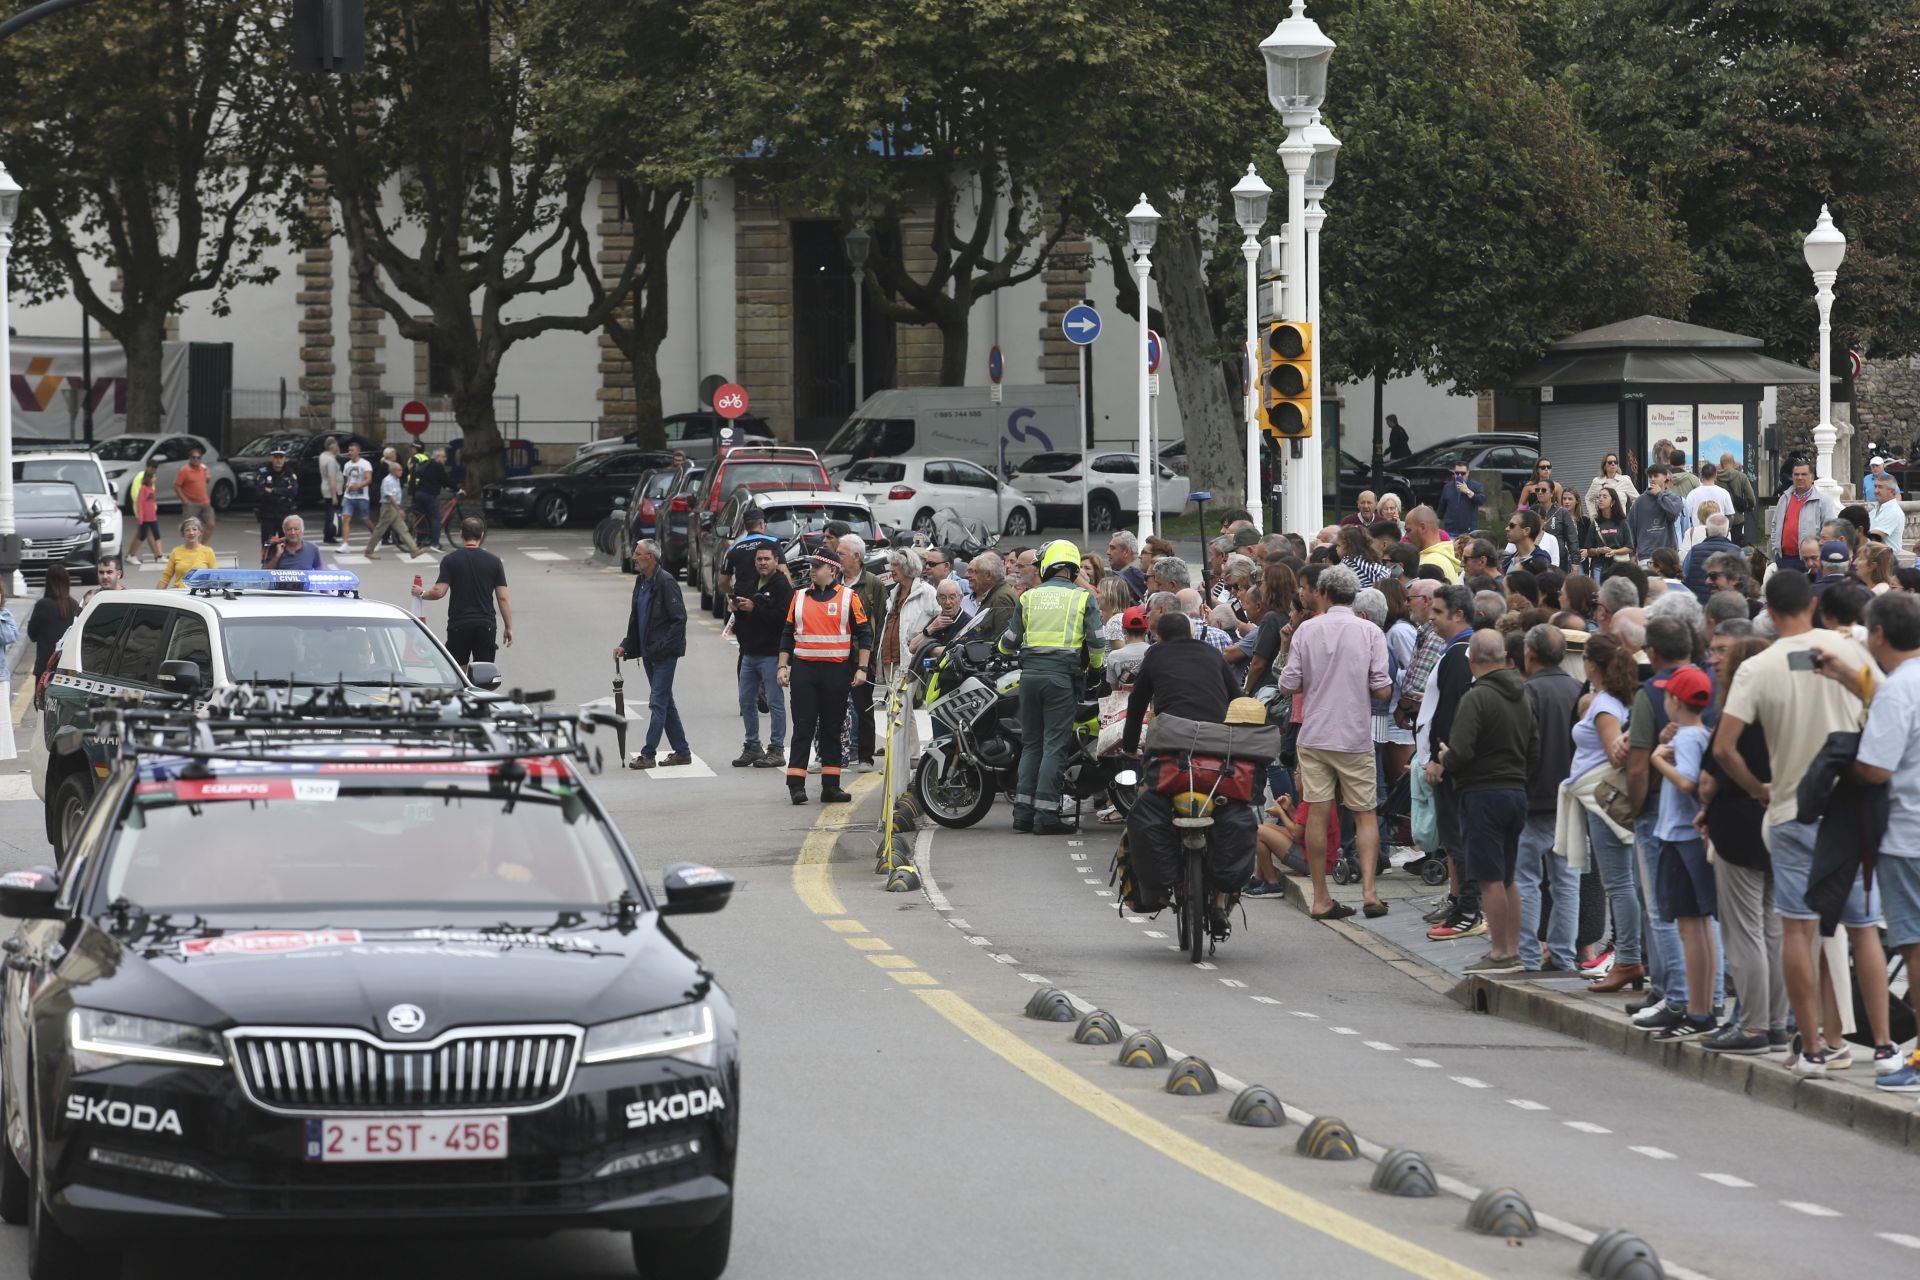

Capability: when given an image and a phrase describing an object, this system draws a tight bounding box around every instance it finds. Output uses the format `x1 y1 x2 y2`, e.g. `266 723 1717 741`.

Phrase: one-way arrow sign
1062 303 1101 346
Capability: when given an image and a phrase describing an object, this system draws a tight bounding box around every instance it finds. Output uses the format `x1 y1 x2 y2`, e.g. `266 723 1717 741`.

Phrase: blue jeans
1515 812 1578 971
1636 814 1724 1010
738 654 785 748
1586 810 1642 967
642 656 689 756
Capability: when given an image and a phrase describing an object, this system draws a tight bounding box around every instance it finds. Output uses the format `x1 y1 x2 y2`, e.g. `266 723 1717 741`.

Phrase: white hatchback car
11 449 124 559
839 457 1037 538
1010 450 1191 533
93 431 239 512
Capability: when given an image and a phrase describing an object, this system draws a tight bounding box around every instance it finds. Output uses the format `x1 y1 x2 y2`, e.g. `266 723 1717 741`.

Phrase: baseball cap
1819 539 1850 566
1871 455 1887 466
1231 526 1262 548
269 446 288 457
807 553 844 574
1122 605 1148 631
1653 664 1713 710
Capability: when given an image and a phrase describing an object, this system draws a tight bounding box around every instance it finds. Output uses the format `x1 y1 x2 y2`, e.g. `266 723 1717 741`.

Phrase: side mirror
156 660 200 694
697 512 716 530
613 495 629 509
0 867 64 920
468 661 504 691
715 525 733 540
658 862 735 916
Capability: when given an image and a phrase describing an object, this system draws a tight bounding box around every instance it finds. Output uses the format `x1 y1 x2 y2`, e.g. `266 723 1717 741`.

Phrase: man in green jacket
1716 452 1758 547
1437 629 1539 975
999 540 1107 834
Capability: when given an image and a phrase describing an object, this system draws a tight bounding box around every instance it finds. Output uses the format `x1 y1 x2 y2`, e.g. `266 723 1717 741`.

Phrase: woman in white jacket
881 547 939 685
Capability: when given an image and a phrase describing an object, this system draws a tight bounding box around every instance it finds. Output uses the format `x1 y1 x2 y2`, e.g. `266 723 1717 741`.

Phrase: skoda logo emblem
386 1004 427 1035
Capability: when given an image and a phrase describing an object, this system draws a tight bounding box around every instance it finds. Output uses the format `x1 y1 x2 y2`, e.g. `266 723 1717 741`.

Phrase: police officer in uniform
778 554 872 806
255 447 300 566
998 540 1107 834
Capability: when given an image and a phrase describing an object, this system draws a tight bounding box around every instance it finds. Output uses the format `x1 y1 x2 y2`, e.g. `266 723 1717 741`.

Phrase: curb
1269 871 1920 1152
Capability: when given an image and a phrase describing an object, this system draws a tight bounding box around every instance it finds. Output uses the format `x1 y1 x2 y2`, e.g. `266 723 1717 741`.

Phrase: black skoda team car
0 689 738 1280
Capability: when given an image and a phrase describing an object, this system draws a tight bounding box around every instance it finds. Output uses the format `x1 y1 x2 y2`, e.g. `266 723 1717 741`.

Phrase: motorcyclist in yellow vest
998 540 1107 834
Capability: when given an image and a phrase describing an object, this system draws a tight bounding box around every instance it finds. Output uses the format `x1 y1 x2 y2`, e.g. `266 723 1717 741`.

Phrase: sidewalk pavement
1251 844 1920 1153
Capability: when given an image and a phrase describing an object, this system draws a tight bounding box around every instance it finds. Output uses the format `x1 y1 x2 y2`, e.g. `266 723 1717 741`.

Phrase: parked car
13 450 123 560
482 447 673 528
1010 450 1190 533
661 465 706 576
1393 432 1540 508
578 410 778 460
839 456 1037 538
92 432 239 512
232 429 375 509
694 490 882 615
687 448 834 587
13 480 103 583
1335 448 1415 515
622 466 682 554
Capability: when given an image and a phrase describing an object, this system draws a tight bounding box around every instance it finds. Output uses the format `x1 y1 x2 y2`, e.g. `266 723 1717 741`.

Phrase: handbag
1590 769 1637 829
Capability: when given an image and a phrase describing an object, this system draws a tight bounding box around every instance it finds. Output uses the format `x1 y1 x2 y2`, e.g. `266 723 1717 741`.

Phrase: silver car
94 432 239 512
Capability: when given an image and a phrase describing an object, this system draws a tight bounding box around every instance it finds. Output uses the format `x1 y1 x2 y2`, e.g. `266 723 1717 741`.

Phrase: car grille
231 1027 582 1115
21 535 90 559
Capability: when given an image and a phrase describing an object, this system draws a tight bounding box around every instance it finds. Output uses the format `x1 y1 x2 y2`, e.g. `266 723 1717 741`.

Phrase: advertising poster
1696 405 1745 470
1646 405 1694 463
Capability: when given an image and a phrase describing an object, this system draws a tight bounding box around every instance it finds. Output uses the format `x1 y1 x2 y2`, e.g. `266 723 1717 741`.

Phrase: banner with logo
7 335 190 440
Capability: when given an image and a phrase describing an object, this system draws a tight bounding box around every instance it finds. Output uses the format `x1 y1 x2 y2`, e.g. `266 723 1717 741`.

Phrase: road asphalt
0 522 1912 1278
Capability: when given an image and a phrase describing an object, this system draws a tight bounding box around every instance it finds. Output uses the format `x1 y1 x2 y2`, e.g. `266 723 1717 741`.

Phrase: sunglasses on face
1538 464 1552 471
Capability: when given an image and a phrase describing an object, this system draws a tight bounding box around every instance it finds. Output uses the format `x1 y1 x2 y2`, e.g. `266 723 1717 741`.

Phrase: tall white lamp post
1231 164 1272 530
1802 205 1846 503
1126 194 1160 537
0 161 21 598
1301 115 1340 523
844 226 871 410
1260 0 1333 535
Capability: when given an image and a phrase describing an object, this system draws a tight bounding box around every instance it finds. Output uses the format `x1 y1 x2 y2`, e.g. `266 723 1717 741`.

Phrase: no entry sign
400 400 430 436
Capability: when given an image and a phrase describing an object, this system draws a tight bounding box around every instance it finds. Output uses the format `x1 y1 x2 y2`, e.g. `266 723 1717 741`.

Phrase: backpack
404 451 429 495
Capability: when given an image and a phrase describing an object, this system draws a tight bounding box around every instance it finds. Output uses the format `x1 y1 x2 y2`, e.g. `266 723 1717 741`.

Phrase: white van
821 386 1080 480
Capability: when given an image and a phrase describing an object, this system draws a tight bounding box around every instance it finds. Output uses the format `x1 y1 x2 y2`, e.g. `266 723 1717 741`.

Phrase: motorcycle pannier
1140 713 1281 805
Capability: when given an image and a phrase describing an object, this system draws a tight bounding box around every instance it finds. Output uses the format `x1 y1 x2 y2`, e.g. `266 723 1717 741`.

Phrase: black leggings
786 661 853 781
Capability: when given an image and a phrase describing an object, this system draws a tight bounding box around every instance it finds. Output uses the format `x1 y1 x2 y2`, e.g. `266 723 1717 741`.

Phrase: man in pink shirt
1279 563 1392 920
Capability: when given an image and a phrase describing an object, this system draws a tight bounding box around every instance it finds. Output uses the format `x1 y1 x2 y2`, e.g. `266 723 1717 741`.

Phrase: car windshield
235 435 301 458
643 470 676 499
105 776 635 912
220 616 465 690
1401 441 1479 469
14 460 108 496
94 436 154 462
844 461 905 484
718 462 826 491
761 503 877 541
824 417 914 461
16 483 86 516
1018 452 1082 474
560 452 614 475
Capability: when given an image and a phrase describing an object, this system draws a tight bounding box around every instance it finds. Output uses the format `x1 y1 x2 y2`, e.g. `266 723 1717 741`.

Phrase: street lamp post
1231 164 1272 531
1301 115 1340 528
1260 0 1333 536
0 160 21 597
844 226 871 410
1126 194 1160 537
1802 205 1846 504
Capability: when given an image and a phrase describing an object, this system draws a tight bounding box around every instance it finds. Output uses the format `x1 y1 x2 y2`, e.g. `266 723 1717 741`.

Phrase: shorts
1765 819 1881 927
342 497 371 520
1656 837 1717 918
137 520 161 540
445 622 498 667
179 502 214 528
1458 788 1526 885
1297 747 1374 810
1875 855 1920 950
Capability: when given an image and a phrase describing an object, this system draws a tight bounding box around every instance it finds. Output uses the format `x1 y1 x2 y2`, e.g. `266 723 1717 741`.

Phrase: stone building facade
1776 355 1920 469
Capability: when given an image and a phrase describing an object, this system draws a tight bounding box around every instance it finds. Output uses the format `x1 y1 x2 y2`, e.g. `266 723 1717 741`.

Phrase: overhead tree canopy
0 0 301 435
1318 0 1697 472
1528 0 1920 365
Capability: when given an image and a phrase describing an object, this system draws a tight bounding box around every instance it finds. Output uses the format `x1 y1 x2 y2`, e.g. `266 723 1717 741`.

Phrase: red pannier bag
1151 752 1258 802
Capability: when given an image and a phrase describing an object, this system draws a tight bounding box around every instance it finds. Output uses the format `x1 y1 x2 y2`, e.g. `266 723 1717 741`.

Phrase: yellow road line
868 954 918 970
845 937 892 951
790 772 881 916
913 989 1491 1280
824 919 867 933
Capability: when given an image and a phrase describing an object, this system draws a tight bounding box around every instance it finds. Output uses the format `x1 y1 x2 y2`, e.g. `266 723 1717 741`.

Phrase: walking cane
611 657 629 764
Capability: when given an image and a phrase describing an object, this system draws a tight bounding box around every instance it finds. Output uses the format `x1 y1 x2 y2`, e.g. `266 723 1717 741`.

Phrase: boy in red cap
1649 664 1718 1039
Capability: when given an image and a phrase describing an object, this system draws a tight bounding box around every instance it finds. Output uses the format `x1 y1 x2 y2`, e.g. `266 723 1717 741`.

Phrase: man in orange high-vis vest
778 554 873 805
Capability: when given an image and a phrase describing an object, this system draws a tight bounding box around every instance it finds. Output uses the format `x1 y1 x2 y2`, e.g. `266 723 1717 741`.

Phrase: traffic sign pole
1061 305 1101 539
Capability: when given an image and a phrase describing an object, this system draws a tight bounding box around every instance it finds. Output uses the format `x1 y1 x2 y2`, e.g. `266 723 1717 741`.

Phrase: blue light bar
183 568 361 593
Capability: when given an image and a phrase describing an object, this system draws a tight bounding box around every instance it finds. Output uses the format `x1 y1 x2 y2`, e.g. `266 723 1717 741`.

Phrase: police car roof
86 588 416 620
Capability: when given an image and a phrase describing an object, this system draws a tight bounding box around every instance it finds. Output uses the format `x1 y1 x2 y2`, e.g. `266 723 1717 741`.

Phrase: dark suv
1393 432 1540 507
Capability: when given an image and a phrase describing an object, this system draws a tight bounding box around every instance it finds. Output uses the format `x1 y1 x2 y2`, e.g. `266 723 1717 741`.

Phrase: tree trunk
937 300 969 386
1372 374 1386 487
1156 227 1244 508
451 368 504 488
117 308 169 436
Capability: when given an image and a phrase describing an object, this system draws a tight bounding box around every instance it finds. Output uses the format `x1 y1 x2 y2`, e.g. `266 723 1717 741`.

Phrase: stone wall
1776 355 1920 460
297 171 334 425
733 190 795 438
1038 238 1095 386
595 179 636 438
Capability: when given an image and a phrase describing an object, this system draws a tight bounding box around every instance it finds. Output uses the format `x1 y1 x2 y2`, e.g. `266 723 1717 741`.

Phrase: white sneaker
1822 1042 1854 1070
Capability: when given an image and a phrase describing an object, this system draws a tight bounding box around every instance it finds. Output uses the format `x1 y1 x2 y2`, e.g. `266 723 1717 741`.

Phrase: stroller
1326 760 1448 887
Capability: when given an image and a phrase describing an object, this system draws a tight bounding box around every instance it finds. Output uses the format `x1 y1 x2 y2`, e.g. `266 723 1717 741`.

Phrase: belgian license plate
304 1115 508 1163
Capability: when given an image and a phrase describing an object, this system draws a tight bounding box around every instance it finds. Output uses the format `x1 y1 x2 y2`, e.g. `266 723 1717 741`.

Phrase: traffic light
1261 321 1313 440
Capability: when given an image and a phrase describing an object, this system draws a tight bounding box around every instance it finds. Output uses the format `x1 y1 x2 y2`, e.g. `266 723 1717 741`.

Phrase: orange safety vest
789 587 866 662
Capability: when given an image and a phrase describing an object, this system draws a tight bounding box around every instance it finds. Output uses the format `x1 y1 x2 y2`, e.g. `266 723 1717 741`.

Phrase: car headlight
69 1010 226 1072
581 1003 715 1067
